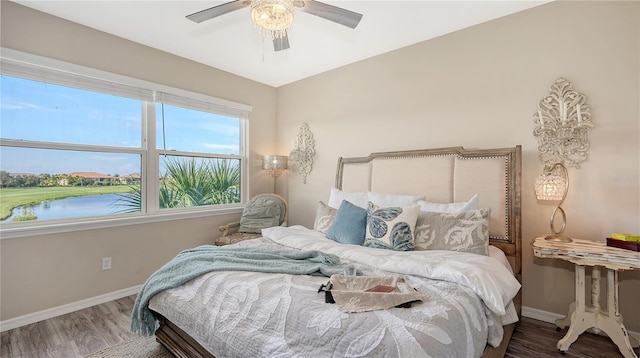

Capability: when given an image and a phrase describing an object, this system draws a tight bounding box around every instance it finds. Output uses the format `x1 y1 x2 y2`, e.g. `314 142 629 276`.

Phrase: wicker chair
216 193 288 246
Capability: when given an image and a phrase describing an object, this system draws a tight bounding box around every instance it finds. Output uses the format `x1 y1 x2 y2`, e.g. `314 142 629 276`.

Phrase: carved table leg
557 266 638 358
607 270 639 348
596 269 638 358
592 266 602 335
555 302 575 330
558 265 592 352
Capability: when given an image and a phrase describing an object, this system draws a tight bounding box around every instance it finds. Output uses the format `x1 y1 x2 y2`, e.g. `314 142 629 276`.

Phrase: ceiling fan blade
295 0 363 29
273 33 290 52
186 1 250 23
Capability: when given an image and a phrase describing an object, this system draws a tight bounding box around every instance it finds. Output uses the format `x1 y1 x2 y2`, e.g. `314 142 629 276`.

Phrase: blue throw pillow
326 200 367 245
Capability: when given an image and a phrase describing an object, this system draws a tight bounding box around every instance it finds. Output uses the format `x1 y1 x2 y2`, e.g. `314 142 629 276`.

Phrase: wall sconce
533 77 594 169
262 155 287 192
289 123 315 184
534 163 570 242
532 77 593 243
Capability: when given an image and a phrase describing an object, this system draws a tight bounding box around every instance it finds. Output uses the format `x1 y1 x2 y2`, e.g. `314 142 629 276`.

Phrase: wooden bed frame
153 146 522 358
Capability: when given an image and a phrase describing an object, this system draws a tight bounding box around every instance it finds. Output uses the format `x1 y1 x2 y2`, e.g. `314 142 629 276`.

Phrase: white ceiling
12 1 549 87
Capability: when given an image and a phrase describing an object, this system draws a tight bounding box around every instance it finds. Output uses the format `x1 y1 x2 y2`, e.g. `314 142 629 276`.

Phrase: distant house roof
67 172 114 179
8 173 37 177
122 173 141 179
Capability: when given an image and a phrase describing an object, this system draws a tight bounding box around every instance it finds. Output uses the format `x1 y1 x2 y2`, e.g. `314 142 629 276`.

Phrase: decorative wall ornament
532 77 594 169
289 123 315 184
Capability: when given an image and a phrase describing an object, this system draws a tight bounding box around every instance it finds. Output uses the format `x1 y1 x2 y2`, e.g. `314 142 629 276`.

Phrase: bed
134 145 522 358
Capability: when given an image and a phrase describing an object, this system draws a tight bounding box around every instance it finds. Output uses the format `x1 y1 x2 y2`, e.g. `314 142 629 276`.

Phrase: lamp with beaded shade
534 162 571 243
263 155 288 192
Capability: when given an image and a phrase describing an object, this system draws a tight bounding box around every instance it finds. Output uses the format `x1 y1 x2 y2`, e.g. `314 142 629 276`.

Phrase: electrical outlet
102 257 112 270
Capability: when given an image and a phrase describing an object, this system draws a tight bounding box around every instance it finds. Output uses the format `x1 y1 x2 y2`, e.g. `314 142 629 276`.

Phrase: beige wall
0 2 278 320
277 1 640 332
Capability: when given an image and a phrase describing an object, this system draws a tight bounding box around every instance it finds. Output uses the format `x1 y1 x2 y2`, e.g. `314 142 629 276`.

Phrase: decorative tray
318 275 422 311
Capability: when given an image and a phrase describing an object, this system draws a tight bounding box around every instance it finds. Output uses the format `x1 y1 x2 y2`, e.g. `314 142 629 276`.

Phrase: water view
2 66 242 224
3 193 130 222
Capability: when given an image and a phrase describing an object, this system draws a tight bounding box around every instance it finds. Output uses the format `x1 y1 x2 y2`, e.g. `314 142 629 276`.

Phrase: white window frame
0 48 251 239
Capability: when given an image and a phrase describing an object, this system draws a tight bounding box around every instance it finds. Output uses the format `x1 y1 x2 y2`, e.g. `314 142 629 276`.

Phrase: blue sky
0 75 240 176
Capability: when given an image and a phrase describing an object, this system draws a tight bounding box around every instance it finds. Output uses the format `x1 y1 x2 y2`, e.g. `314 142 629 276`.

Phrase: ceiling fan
186 0 363 52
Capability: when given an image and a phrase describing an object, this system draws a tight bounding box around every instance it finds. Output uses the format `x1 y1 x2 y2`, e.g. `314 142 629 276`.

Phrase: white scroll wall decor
533 77 594 169
289 123 315 184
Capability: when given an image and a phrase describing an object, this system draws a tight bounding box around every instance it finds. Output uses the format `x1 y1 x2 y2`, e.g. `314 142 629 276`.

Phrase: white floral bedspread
148 226 520 358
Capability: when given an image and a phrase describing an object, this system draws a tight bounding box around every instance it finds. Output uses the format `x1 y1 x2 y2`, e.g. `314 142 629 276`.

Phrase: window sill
0 206 243 240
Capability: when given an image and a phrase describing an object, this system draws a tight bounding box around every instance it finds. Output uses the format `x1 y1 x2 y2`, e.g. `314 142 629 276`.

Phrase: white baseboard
0 285 141 332
522 305 640 342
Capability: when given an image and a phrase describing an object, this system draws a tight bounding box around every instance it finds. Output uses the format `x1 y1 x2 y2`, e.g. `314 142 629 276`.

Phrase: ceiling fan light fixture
250 0 294 39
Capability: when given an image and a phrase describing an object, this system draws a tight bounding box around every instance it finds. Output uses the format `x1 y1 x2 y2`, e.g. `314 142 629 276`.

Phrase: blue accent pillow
326 200 367 245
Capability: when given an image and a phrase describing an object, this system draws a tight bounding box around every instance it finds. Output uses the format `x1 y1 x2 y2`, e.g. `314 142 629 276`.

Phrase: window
155 99 242 210
0 51 250 235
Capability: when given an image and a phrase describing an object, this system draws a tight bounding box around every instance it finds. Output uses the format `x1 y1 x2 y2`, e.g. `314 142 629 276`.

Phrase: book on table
611 233 640 242
606 236 640 252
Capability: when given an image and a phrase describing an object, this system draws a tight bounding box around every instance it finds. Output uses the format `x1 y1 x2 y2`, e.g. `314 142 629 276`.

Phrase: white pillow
367 191 425 208
327 187 368 209
417 194 479 213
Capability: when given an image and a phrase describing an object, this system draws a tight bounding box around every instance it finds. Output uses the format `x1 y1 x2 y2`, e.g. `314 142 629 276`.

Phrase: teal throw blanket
131 245 343 336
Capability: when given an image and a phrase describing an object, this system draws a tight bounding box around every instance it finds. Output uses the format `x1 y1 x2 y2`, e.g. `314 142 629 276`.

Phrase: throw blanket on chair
131 245 344 336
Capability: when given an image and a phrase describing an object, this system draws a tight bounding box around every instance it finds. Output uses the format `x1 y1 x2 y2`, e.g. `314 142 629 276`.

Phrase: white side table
532 237 640 358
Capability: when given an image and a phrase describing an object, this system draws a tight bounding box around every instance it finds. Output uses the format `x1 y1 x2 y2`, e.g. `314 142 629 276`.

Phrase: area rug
84 336 173 358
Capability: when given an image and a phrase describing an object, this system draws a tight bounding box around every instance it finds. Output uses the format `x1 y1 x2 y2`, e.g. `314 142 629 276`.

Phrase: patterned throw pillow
314 201 337 234
414 208 490 255
364 202 419 251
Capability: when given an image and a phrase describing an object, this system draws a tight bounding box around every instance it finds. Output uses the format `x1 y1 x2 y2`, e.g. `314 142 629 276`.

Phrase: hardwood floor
1 295 637 357
506 317 638 358
1 296 137 358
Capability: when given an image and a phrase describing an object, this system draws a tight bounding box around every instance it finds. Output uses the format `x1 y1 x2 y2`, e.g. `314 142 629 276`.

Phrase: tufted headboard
334 146 522 279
